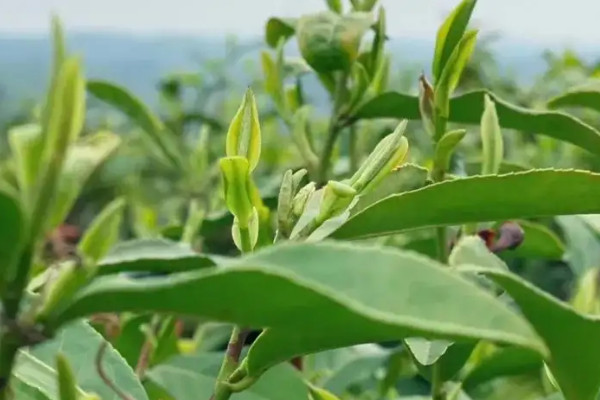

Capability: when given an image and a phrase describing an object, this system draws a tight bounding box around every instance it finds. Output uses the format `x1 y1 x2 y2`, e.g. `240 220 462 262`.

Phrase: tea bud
350 120 409 193
56 353 78 400
317 180 357 223
277 170 294 234
292 182 316 219
226 88 261 171
219 156 254 228
480 94 503 175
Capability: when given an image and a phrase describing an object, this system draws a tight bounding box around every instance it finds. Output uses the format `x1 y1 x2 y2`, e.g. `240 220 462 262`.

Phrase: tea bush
1 1 600 400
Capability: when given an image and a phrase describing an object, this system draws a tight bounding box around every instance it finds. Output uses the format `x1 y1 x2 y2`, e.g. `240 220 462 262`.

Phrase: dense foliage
1 1 600 399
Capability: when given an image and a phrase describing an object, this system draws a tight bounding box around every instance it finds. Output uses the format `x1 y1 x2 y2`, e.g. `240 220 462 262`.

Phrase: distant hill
0 32 598 116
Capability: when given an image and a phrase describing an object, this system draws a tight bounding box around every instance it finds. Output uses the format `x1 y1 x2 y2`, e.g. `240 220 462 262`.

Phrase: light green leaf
470 267 600 400
53 242 544 376
547 81 600 113
449 236 507 271
297 11 373 72
87 80 181 168
11 378 51 400
97 238 215 276
15 321 147 400
333 170 600 240
405 338 451 366
265 17 297 48
434 30 478 116
433 129 466 179
308 383 341 400
146 351 308 400
351 90 600 156
432 0 478 81
8 124 44 208
48 131 121 229
78 197 125 262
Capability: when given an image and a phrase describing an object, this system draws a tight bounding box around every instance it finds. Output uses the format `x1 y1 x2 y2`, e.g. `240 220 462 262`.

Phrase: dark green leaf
333 170 600 240
547 81 600 113
53 242 544 377
0 186 25 290
352 90 600 155
97 239 215 275
265 17 297 48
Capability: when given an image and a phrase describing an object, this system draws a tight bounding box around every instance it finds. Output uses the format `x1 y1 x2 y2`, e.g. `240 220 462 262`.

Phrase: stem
317 72 347 185
436 227 448 263
349 125 358 173
212 226 252 400
431 363 445 400
433 111 449 262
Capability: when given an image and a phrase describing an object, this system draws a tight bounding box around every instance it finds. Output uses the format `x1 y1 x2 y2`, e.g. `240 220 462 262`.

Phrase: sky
1 0 599 47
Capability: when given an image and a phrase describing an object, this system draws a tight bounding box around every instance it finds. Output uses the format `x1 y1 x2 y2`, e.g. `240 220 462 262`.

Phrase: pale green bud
292 182 316 219
317 180 357 223
56 353 78 400
226 89 261 171
418 74 435 138
219 156 254 227
480 94 503 175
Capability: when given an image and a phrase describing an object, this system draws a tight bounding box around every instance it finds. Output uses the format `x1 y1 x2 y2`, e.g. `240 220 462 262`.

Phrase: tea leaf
333 170 600 240
547 81 600 113
405 338 452 366
433 129 466 178
432 0 477 81
265 17 297 48
55 243 545 375
473 267 600 400
8 124 44 208
297 12 373 73
146 351 307 400
0 186 25 296
96 238 216 276
351 90 600 156
15 321 147 400
48 131 121 229
87 80 181 168
78 197 126 262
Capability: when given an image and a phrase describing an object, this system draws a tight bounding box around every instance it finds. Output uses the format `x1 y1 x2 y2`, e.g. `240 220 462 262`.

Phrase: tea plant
2 1 600 400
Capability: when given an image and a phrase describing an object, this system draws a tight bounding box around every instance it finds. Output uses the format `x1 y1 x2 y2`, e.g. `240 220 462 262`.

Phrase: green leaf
53 242 544 375
498 220 564 260
265 17 297 48
11 378 51 400
15 321 148 400
432 0 478 81
48 131 121 229
556 215 600 275
333 170 600 240
297 12 373 73
8 124 44 208
87 80 181 168
146 351 308 400
469 267 600 400
434 30 478 116
463 346 543 389
449 236 507 271
547 81 600 113
433 129 466 178
351 90 600 156
113 313 151 369
78 197 125 262
97 238 216 276
0 186 25 291
405 338 452 366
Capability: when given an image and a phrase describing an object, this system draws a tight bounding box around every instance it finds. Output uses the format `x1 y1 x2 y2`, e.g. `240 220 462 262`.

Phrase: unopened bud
277 170 294 234
481 94 503 175
419 74 435 138
226 89 261 171
317 181 357 223
292 182 316 219
350 120 409 193
219 156 254 227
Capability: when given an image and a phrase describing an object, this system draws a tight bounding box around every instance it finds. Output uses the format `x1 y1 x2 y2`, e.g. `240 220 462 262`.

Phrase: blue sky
2 0 599 47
